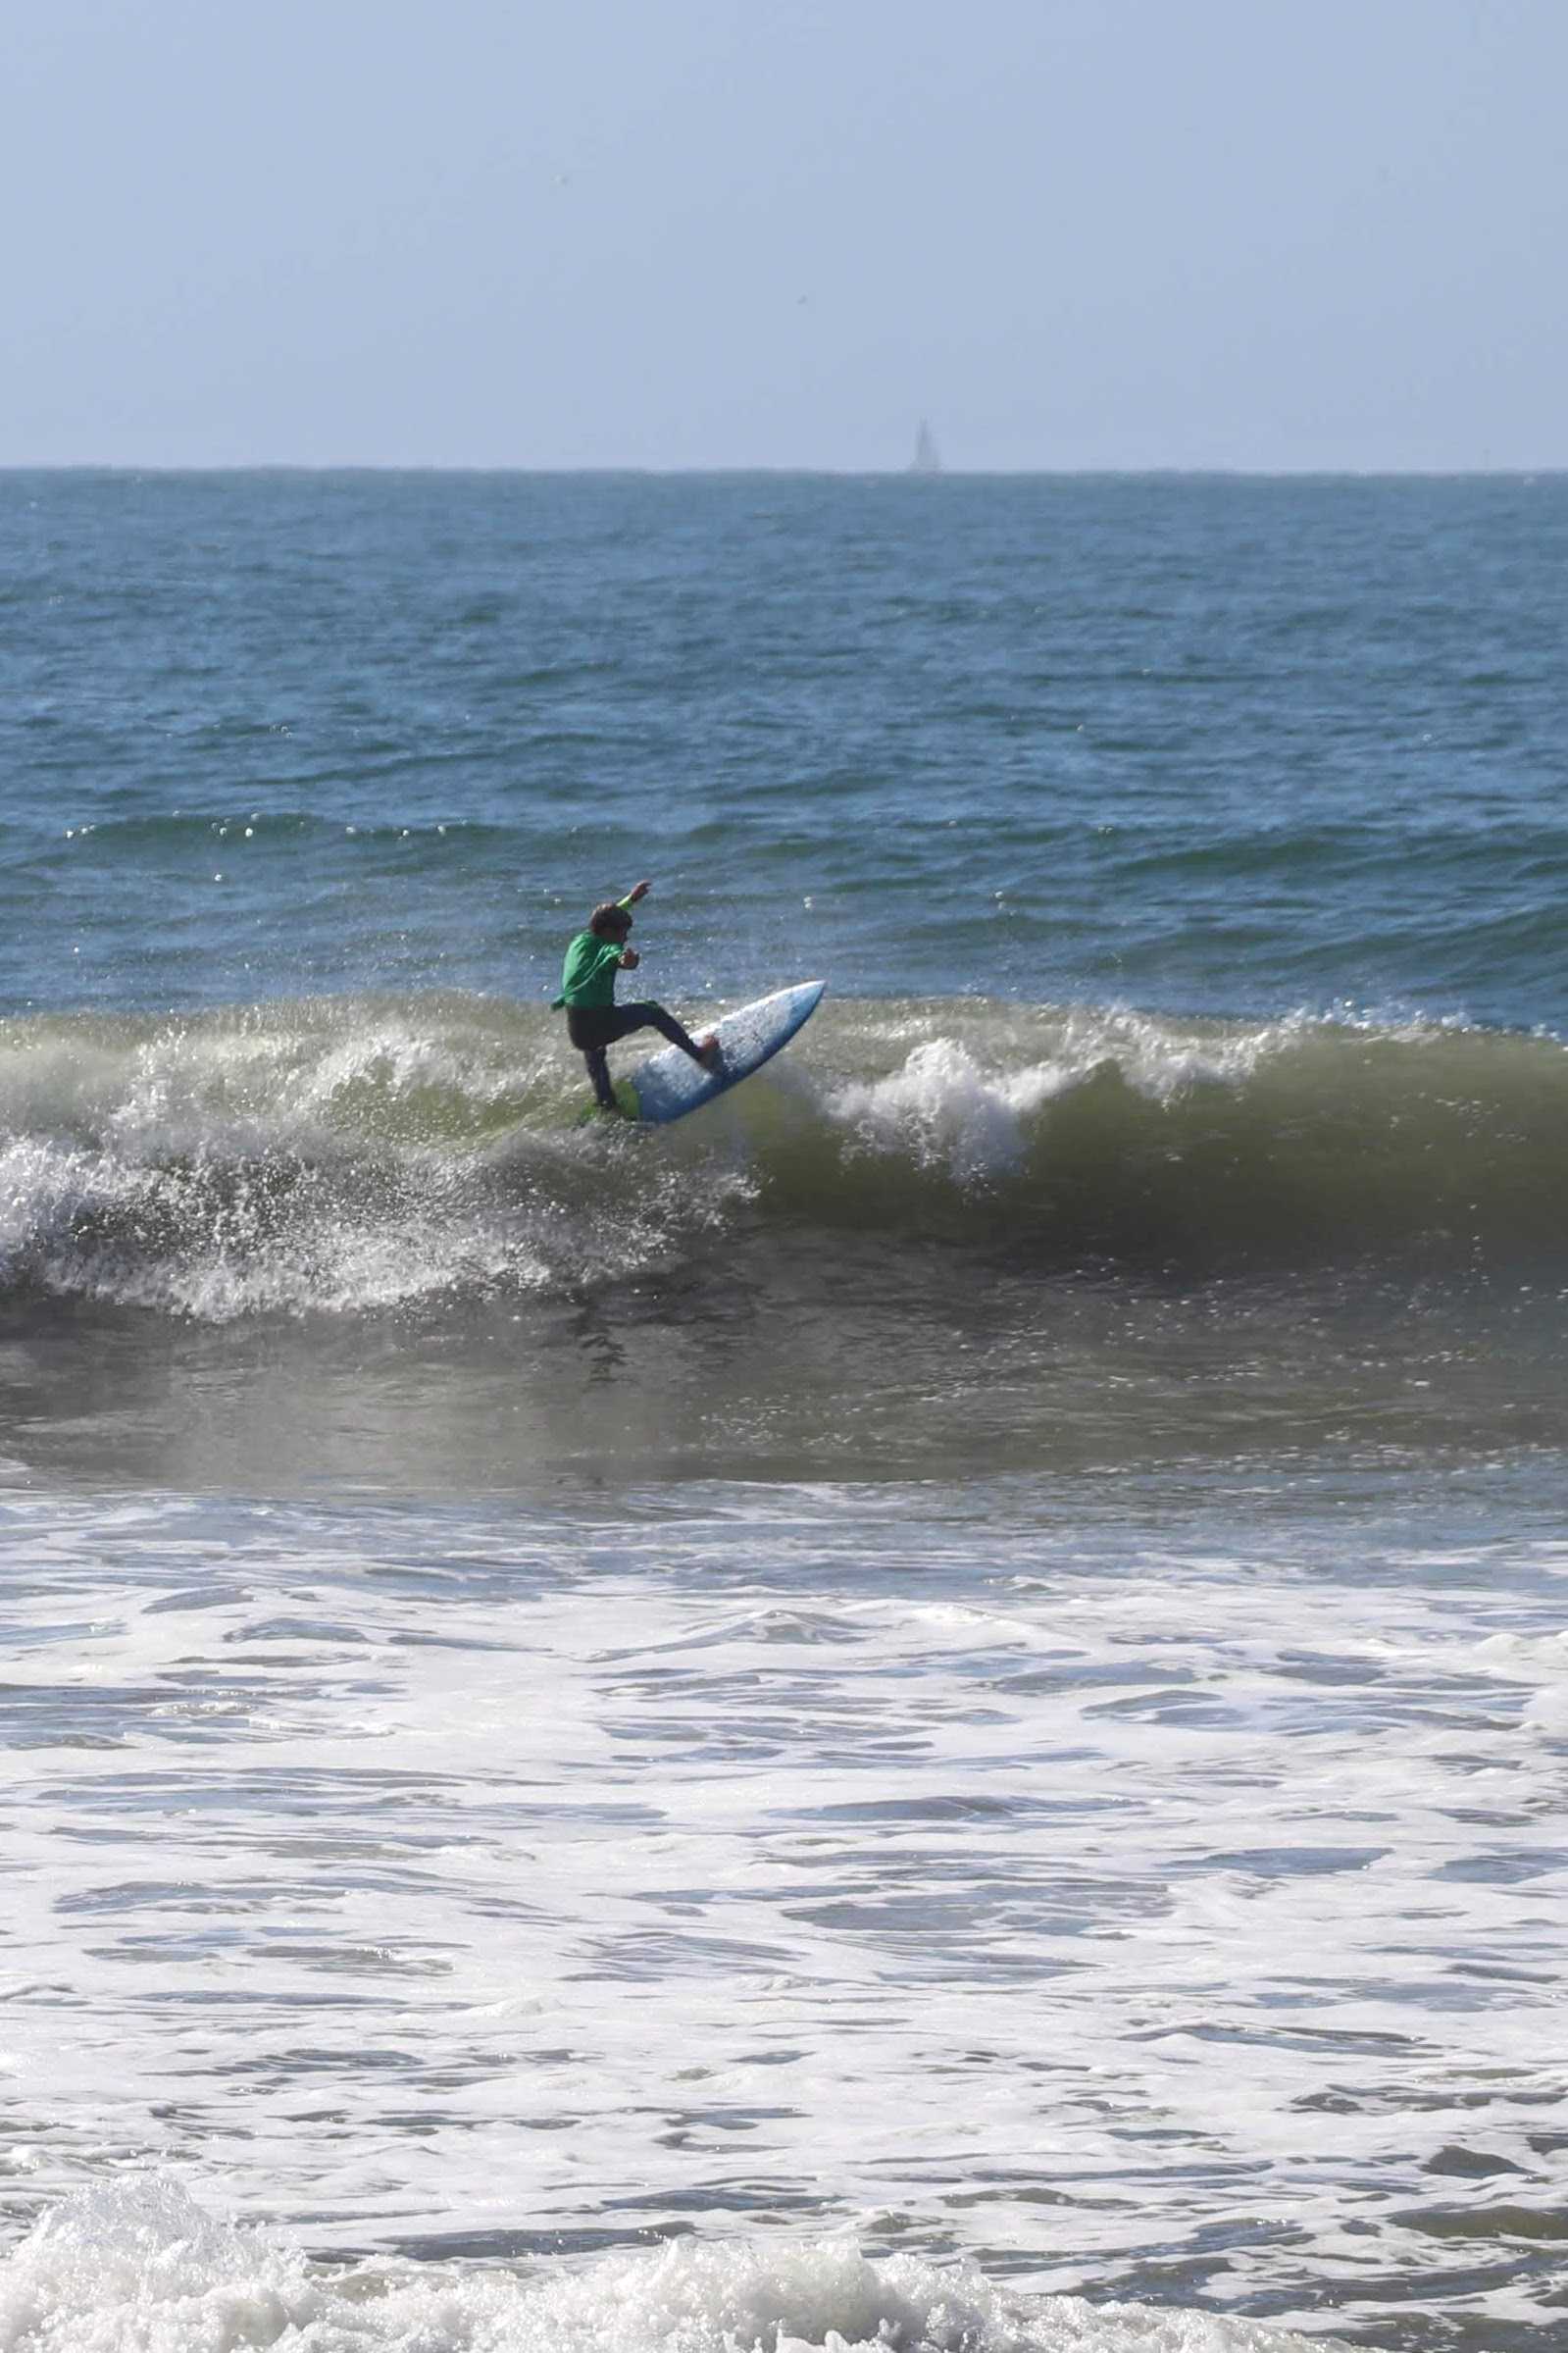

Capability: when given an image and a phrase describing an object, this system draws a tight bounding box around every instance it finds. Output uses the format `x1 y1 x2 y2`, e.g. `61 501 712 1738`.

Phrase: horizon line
1 462 1564 482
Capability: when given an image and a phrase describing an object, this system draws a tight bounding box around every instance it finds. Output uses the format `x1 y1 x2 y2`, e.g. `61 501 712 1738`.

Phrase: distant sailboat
908 418 942 475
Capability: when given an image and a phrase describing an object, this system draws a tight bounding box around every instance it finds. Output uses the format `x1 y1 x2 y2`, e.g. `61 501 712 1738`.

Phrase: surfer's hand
627 879 651 904
619 947 640 969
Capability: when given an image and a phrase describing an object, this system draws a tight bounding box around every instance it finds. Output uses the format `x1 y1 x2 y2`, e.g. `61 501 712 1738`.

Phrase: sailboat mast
909 418 942 475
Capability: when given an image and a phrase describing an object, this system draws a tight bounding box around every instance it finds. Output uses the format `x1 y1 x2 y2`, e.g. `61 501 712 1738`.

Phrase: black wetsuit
567 1001 705 1111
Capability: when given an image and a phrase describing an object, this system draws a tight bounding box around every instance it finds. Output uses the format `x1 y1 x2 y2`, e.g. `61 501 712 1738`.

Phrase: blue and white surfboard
590 981 826 1127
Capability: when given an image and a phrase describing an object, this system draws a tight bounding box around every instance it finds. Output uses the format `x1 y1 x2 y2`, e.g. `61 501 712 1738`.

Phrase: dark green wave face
6 991 1568 1281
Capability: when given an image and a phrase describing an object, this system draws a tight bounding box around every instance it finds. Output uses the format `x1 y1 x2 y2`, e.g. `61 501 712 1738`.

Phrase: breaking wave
1 992 1566 1319
0 2178 1339 2353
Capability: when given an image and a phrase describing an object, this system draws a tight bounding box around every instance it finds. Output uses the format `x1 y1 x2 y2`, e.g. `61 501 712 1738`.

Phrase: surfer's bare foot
694 1035 722 1068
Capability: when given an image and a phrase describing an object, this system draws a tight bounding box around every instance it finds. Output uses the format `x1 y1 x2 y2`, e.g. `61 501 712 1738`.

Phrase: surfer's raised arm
616 885 653 964
615 881 650 964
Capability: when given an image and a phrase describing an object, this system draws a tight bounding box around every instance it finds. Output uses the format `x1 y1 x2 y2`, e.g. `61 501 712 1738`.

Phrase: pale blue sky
5 0 1564 469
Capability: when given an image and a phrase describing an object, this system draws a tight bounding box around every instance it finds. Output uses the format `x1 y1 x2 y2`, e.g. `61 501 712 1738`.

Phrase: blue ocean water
1 473 1566 2353
4 471 1564 1023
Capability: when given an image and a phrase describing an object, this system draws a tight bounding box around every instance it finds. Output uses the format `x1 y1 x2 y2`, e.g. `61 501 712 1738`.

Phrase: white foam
821 1006 1299 1185
0 2183 1337 2353
1 1491 1562 2342
830 1040 1037 1182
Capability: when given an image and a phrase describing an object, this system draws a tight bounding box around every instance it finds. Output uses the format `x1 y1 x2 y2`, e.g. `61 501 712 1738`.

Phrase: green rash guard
550 895 635 1010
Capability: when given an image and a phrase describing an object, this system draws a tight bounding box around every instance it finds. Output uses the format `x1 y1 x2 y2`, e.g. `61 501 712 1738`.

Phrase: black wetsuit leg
567 1001 705 1109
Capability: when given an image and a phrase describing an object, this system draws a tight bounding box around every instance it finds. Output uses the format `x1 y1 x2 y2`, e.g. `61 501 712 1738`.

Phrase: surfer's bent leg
576 1001 711 1061
621 1000 712 1063
567 1003 714 1108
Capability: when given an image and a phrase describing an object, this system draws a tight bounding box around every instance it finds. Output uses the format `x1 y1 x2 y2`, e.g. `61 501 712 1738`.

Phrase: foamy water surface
2 1483 1565 2348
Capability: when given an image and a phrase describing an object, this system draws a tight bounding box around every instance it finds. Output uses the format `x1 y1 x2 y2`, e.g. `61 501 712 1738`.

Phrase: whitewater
4 1483 1565 2350
3 470 1567 2351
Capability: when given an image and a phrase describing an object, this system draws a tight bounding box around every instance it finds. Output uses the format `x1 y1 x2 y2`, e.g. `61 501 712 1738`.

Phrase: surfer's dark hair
589 901 632 939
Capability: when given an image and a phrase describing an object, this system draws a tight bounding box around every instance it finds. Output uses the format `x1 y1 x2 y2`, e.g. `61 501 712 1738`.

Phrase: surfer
552 879 719 1113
